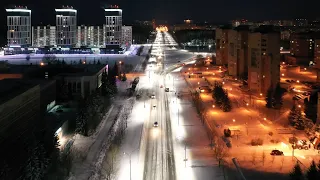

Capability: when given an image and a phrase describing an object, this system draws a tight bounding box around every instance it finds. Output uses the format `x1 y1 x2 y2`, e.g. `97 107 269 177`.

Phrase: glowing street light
296 80 300 83
260 93 263 96
281 73 285 76
232 119 236 122
212 105 215 108
246 103 249 106
222 82 225 84
212 73 215 75
197 82 200 85
263 118 267 121
298 105 301 108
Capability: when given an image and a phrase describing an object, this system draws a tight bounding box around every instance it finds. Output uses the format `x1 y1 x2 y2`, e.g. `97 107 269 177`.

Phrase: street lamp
123 152 132 180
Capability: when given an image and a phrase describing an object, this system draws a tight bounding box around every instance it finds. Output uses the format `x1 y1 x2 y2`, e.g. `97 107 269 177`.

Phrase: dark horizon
0 0 318 26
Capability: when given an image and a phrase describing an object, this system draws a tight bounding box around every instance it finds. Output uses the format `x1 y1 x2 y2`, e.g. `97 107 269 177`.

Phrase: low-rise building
55 64 108 98
0 79 41 143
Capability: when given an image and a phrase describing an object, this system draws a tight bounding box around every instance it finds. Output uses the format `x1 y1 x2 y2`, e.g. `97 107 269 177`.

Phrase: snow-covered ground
0 45 142 65
164 70 225 180
181 63 320 178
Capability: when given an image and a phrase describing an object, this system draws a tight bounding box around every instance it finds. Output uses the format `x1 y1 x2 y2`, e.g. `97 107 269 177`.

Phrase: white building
77 25 106 47
55 7 77 47
6 7 31 47
121 26 132 46
105 7 122 47
32 26 56 47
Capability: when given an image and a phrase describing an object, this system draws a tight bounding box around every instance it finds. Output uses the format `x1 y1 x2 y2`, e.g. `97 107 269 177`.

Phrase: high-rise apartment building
227 26 250 77
216 27 232 65
290 32 320 57
121 26 132 46
6 6 31 47
314 39 320 68
32 26 56 47
76 25 106 47
55 7 77 47
105 6 122 47
248 27 280 94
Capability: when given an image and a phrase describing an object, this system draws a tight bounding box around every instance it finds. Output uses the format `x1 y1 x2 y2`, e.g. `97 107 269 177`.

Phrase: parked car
165 88 169 92
270 150 284 156
151 94 155 99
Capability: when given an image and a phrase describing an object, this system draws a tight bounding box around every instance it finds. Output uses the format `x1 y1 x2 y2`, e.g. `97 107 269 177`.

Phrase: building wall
6 8 31 47
0 73 23 80
315 39 320 68
105 9 122 46
290 33 315 57
57 66 107 98
55 9 77 47
32 26 56 47
248 32 280 94
215 28 229 65
76 26 105 47
228 30 238 76
121 26 132 46
0 85 40 143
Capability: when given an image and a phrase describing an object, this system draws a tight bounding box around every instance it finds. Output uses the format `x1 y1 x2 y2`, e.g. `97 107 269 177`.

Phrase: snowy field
0 45 143 66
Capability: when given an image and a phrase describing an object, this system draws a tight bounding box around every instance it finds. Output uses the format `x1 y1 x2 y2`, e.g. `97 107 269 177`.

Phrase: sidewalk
166 72 225 180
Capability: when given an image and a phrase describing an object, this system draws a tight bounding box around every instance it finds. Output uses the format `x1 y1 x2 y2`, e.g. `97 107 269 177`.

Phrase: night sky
0 0 317 26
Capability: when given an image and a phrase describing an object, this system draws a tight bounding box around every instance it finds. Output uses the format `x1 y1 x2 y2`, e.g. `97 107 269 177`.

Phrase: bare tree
271 154 275 164
102 145 119 180
213 138 229 167
280 156 285 170
261 151 266 166
42 54 57 64
251 151 256 165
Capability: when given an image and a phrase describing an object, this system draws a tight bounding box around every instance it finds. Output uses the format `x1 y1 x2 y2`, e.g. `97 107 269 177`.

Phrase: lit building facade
121 26 132 46
105 6 122 47
6 7 31 47
55 7 77 47
227 26 249 77
77 25 106 47
248 29 280 94
32 25 56 47
215 27 232 65
314 39 320 69
290 32 320 58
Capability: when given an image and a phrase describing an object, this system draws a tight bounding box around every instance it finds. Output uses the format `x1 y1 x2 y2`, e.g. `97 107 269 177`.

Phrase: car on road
270 150 284 156
153 105 156 109
165 88 169 92
153 122 158 127
136 94 141 99
151 94 155 99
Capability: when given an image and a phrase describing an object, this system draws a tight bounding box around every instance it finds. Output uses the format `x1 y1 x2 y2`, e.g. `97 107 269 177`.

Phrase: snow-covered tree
213 138 229 167
289 163 304 180
20 142 49 180
221 91 232 112
273 83 284 109
265 86 273 108
288 105 301 126
306 160 319 180
75 109 88 136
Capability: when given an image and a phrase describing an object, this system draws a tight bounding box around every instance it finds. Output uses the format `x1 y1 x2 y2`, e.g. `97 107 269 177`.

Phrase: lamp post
123 152 132 180
178 107 180 126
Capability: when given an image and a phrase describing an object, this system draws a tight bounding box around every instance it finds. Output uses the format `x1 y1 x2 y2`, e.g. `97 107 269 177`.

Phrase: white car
151 94 155 99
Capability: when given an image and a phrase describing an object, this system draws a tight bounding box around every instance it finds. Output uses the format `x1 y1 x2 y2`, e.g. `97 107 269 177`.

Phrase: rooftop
0 79 39 105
